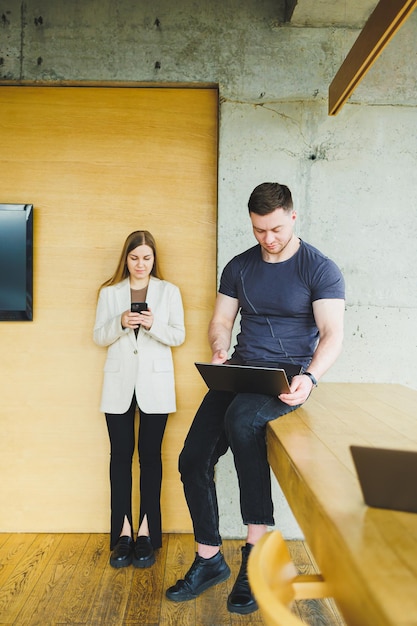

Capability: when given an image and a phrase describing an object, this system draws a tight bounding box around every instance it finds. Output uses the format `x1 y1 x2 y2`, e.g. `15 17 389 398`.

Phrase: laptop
350 445 417 513
195 362 301 396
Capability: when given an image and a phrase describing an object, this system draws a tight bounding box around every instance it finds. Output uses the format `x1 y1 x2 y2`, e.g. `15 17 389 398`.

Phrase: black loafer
227 543 258 614
109 536 133 568
166 551 230 602
132 536 155 568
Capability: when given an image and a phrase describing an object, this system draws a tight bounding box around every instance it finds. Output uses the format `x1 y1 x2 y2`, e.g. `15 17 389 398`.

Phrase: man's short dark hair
248 182 293 215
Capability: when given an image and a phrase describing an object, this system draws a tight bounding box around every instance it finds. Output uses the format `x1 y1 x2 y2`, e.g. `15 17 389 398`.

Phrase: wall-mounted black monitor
0 204 33 321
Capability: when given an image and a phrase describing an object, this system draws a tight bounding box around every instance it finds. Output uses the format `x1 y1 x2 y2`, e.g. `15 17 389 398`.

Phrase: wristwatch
303 371 318 387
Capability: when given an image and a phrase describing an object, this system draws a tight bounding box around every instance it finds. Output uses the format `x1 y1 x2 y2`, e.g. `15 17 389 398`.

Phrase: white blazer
93 276 185 414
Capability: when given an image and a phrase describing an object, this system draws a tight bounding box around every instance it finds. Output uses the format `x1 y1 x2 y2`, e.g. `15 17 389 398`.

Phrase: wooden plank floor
0 533 345 625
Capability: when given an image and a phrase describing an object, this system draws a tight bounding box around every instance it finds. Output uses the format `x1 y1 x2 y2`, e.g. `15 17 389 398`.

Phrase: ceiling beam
328 0 417 116
284 0 298 22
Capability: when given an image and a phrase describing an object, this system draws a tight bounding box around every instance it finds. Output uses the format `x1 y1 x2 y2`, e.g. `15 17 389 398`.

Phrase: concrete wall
2 0 417 539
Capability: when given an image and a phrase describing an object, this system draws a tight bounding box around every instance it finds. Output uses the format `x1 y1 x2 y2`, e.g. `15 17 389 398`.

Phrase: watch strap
303 371 318 387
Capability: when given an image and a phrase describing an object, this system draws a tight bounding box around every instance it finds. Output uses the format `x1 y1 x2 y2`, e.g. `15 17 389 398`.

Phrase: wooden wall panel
0 86 218 532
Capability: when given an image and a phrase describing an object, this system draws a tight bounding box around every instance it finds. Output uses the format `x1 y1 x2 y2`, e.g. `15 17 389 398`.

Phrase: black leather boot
109 536 133 568
133 536 155 568
227 543 258 614
166 551 231 601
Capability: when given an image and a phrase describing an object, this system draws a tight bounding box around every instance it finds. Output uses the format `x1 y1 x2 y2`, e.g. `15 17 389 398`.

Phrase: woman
94 230 185 568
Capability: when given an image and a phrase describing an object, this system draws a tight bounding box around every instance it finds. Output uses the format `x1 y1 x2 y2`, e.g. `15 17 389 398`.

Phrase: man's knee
178 442 199 481
224 406 255 442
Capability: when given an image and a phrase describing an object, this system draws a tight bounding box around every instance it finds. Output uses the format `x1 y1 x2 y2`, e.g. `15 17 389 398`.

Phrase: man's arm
279 298 345 406
208 293 239 363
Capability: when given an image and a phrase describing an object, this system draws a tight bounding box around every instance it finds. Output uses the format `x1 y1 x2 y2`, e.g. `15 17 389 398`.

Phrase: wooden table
267 383 417 626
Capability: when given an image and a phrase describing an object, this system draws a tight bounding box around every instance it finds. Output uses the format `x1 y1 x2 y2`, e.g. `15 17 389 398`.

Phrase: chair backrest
248 530 328 626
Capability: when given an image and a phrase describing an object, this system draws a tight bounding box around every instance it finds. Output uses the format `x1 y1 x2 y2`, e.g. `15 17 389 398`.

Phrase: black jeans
179 390 298 546
105 394 168 550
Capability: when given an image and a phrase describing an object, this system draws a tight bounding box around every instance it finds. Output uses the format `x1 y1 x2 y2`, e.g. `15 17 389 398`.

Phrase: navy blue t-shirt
219 240 345 369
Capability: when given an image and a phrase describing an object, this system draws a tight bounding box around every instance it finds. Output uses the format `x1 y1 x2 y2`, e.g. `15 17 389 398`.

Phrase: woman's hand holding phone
121 303 153 330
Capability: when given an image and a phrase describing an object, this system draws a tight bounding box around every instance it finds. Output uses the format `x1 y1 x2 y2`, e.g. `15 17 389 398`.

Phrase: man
166 182 345 614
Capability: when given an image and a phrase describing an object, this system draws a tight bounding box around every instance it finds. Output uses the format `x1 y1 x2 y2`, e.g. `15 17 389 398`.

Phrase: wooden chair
247 530 329 626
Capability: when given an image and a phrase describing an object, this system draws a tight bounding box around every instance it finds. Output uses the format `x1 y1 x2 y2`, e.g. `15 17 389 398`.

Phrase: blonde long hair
99 230 162 291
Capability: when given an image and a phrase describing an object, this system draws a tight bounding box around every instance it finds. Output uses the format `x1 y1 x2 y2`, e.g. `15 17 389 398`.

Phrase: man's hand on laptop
279 374 314 406
211 349 228 364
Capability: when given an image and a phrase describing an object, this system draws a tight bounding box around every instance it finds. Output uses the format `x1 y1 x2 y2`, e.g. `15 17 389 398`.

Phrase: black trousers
105 394 168 550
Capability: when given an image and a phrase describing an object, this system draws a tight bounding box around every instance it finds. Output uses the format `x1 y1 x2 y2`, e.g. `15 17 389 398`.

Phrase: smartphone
131 302 148 313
